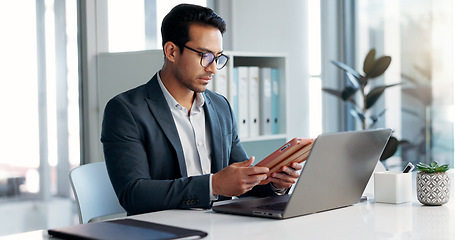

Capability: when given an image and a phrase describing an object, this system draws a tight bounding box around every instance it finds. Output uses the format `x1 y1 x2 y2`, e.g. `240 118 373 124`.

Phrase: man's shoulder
109 83 147 104
109 76 158 104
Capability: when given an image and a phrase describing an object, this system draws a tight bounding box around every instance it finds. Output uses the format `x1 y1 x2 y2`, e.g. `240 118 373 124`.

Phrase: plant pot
416 172 450 206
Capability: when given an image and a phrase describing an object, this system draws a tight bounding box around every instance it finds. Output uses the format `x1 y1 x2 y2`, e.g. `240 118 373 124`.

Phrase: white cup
374 171 412 204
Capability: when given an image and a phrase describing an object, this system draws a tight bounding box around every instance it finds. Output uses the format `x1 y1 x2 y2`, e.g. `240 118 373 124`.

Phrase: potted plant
323 48 405 160
416 161 450 206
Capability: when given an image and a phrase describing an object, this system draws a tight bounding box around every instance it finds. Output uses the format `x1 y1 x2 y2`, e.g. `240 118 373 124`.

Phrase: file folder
260 67 273 135
271 68 280 134
237 66 249 138
230 67 239 122
214 67 228 97
248 66 260 137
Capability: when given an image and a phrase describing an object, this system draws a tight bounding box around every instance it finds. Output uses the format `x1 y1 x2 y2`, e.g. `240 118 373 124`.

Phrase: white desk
2 172 454 240
2 199 454 240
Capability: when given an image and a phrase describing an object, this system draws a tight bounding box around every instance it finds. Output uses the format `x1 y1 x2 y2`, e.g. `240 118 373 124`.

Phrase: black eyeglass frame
184 45 230 70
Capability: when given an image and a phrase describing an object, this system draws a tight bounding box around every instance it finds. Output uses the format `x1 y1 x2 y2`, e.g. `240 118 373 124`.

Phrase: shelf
98 50 289 162
240 134 287 143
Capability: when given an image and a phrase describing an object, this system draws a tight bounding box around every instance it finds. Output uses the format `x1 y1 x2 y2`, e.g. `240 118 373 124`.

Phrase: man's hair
161 4 226 52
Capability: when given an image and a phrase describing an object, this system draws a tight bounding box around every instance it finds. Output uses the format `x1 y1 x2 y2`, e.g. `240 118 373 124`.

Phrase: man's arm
101 95 212 215
212 157 268 197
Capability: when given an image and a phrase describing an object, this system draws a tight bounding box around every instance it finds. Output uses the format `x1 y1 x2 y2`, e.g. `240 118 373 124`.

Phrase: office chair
69 161 126 224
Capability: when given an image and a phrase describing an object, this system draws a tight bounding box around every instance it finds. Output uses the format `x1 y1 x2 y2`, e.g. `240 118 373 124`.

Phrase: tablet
255 138 314 184
48 219 207 240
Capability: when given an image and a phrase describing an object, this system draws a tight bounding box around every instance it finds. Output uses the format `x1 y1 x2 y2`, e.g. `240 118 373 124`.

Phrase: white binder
237 67 249 138
260 67 273 135
248 66 260 137
230 67 239 121
271 68 280 134
214 67 228 97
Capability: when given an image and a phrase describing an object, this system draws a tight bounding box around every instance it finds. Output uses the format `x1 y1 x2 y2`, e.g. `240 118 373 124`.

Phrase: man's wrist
270 182 287 195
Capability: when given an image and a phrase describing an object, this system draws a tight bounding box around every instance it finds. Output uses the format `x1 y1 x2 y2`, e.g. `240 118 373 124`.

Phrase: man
101 3 302 216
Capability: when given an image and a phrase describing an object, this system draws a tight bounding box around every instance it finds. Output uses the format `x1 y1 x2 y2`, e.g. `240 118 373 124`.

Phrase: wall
226 0 310 138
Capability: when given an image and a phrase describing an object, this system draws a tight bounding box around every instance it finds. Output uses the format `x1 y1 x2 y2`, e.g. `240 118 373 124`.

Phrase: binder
260 67 273 135
48 218 208 240
237 67 249 138
230 67 239 122
214 67 228 97
271 68 280 134
248 66 260 137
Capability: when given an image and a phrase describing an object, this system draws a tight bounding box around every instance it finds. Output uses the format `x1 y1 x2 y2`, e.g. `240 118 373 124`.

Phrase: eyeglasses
184 45 229 70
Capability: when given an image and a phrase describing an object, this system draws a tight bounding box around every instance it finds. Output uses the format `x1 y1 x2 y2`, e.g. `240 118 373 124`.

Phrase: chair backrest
69 162 126 224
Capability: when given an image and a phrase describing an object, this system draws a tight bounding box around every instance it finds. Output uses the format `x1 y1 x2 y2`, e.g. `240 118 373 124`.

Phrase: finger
291 162 304 170
258 178 271 185
246 166 269 175
234 156 255 167
244 174 268 185
271 172 295 182
268 177 293 189
269 174 295 187
272 170 299 184
280 166 300 178
283 163 303 172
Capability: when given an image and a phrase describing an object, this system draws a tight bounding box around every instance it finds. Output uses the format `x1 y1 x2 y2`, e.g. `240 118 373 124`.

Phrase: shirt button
197 142 203 146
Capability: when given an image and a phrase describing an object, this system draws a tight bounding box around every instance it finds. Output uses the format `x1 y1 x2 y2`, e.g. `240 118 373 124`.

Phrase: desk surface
2 172 454 240
2 199 454 240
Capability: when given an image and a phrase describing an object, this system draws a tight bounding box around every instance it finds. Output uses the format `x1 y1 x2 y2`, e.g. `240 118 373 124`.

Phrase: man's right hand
212 157 269 197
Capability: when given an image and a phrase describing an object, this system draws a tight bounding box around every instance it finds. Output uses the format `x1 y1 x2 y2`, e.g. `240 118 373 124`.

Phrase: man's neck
159 69 196 112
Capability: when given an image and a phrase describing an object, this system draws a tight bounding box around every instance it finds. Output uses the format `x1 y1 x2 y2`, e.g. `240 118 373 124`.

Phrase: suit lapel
203 93 224 173
144 75 187 177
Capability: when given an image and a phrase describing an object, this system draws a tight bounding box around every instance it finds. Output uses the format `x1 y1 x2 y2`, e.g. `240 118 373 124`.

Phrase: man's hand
268 162 303 190
212 157 269 197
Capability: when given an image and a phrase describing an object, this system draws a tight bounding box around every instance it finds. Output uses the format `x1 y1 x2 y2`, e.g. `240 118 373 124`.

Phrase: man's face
173 24 223 93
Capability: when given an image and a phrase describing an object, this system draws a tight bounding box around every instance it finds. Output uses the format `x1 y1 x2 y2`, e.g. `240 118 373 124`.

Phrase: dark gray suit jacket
101 74 275 215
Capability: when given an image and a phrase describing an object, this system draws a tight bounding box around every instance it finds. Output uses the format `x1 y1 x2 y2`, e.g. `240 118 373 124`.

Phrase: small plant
416 161 449 173
323 48 404 160
323 48 397 130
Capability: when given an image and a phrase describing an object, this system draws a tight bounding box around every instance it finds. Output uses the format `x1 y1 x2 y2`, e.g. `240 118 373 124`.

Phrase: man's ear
163 42 179 63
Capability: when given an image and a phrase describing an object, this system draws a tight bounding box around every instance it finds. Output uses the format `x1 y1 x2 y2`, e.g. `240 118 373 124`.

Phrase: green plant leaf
365 83 401 109
322 88 343 99
369 109 387 128
345 72 361 89
363 49 376 75
380 136 398 160
416 161 449 172
416 162 433 172
435 165 449 172
350 109 365 122
341 87 358 101
367 56 392 79
331 60 363 80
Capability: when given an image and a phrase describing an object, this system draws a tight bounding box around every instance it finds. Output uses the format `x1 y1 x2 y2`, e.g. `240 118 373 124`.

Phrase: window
353 0 454 170
0 0 79 235
108 0 207 52
308 0 322 138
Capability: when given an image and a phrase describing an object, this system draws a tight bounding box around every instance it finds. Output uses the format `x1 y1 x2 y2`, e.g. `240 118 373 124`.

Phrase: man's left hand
268 162 303 190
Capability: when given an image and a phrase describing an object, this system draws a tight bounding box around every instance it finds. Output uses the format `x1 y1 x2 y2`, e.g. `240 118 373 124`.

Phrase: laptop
212 129 392 219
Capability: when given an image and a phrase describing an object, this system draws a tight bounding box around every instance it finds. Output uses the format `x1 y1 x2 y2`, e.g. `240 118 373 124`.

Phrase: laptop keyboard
255 202 287 211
